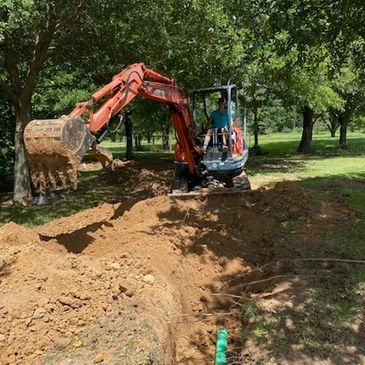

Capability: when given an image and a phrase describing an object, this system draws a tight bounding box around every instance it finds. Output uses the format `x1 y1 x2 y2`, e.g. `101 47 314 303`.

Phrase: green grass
100 139 175 157
236 131 365 363
241 224 365 363
0 171 115 227
247 131 365 188
241 299 278 347
256 131 365 152
299 177 365 216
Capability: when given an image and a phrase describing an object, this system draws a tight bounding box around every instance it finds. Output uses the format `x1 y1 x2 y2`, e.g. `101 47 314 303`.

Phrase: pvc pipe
215 327 228 365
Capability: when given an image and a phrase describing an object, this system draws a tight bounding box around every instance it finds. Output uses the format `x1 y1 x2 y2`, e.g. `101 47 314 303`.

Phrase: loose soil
0 161 361 365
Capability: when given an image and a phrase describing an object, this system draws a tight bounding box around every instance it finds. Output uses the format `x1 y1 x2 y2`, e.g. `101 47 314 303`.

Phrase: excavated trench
0 178 351 365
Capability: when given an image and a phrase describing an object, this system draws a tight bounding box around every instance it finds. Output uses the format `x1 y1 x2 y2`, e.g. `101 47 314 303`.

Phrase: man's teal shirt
210 109 229 129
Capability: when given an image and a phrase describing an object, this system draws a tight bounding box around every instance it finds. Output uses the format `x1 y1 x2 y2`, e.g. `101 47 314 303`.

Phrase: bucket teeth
27 156 79 192
24 116 95 192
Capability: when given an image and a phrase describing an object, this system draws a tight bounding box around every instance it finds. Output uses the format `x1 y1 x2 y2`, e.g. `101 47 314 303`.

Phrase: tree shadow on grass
0 158 174 227
258 134 365 157
247 157 307 176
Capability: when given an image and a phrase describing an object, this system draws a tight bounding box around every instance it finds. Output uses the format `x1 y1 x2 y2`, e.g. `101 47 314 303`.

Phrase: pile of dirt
251 181 350 221
105 159 173 199
37 203 120 237
0 182 352 365
0 222 40 246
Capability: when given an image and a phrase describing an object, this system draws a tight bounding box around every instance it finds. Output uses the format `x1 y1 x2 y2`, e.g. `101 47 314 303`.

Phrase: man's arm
203 116 212 131
208 110 215 129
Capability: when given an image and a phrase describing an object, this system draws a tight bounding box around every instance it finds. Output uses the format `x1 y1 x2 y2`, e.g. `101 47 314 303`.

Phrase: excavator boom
24 63 200 192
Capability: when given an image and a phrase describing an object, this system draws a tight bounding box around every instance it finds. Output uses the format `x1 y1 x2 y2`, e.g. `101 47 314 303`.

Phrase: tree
46 0 245 152
0 0 87 203
124 111 133 160
246 82 266 152
0 90 14 189
132 100 172 151
294 63 343 153
257 0 364 152
324 110 340 138
258 101 299 134
330 62 365 148
263 44 344 153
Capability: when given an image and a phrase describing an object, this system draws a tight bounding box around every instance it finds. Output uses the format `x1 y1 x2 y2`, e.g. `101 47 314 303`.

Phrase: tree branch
321 116 332 132
55 0 88 32
0 78 18 105
22 0 88 101
3 35 21 94
313 113 323 124
22 25 56 102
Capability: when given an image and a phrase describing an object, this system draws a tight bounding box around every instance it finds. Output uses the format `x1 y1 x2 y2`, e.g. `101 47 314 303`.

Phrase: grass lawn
247 131 365 188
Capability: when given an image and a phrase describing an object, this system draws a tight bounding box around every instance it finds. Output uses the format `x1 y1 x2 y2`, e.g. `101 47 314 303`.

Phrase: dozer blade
169 171 251 197
24 116 96 192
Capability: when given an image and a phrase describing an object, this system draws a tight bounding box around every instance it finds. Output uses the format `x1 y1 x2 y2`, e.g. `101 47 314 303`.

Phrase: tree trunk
13 106 32 204
161 120 170 151
253 105 259 149
330 125 337 138
124 113 133 160
297 105 314 153
134 135 142 150
328 110 339 138
1 3 86 203
339 113 350 149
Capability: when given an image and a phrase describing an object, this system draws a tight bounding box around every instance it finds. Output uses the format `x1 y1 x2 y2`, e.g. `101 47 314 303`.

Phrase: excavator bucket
24 116 96 192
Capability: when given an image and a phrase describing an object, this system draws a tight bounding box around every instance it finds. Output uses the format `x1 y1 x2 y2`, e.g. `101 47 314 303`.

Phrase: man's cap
217 97 226 104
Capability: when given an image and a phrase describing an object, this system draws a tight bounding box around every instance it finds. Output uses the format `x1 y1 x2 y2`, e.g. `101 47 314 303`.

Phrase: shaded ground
0 158 173 227
1 174 364 364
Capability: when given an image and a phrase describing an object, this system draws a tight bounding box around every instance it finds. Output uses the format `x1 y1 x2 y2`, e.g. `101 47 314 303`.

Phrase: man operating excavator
202 97 233 152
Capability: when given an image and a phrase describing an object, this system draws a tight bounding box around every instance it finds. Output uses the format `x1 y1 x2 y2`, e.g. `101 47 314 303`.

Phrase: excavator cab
191 84 250 191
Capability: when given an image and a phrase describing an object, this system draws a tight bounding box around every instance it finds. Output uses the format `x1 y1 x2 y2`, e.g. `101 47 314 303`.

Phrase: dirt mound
105 159 173 199
253 181 318 218
37 203 120 238
125 167 170 197
252 181 350 221
0 182 352 365
0 222 40 246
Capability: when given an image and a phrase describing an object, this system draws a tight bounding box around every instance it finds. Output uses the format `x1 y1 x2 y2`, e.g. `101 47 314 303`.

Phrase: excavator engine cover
24 116 95 192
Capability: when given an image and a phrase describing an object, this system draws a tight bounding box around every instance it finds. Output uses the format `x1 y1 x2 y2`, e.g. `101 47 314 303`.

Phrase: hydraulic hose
215 327 228 365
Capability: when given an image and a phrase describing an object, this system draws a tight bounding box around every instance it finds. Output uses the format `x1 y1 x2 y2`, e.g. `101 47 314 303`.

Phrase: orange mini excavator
24 63 250 195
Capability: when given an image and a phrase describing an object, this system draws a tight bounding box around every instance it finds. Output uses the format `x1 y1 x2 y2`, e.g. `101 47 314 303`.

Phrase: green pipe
215 327 228 365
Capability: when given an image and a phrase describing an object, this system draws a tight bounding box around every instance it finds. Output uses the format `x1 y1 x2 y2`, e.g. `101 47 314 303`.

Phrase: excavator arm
24 63 201 192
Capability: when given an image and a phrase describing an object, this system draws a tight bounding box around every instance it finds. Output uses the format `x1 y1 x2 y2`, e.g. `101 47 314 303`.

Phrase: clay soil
0 161 360 365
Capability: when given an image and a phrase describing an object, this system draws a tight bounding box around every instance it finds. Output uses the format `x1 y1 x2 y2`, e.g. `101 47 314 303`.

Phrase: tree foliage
1 0 365 198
